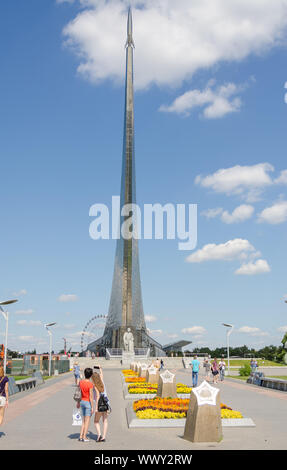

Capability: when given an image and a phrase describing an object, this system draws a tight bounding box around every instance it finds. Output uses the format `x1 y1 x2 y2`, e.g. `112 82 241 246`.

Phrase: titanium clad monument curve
87 8 165 356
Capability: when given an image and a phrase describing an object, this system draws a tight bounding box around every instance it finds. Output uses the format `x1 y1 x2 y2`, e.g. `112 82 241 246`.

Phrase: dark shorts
212 370 219 375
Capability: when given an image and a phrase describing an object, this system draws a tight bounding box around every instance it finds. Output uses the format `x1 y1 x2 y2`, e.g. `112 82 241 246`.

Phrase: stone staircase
69 356 189 370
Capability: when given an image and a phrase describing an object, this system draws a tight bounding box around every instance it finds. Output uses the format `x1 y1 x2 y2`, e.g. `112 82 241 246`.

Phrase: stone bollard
130 362 136 371
138 364 148 378
146 366 159 384
157 370 177 398
134 362 141 373
183 381 222 443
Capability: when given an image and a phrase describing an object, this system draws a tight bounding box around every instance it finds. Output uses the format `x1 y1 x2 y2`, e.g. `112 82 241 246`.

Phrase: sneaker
83 438 90 442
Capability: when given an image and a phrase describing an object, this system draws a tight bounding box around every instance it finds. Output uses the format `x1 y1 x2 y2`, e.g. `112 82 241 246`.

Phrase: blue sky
1 0 287 354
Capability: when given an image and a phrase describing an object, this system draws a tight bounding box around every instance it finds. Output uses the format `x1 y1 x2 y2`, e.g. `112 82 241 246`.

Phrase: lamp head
0 299 18 306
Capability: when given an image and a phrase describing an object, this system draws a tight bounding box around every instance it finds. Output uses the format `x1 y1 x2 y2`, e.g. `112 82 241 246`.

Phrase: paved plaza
0 368 287 450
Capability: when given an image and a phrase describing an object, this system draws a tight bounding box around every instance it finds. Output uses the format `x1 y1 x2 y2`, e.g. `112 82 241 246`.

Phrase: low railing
261 377 287 391
247 372 287 392
16 377 37 392
106 348 150 359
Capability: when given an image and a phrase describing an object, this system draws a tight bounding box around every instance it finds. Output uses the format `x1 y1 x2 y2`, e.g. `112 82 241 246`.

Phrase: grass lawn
267 376 287 380
8 375 31 381
229 359 284 367
226 375 248 381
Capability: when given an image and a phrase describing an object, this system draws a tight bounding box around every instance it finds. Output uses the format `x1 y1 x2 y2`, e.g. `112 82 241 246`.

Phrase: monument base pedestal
122 351 135 367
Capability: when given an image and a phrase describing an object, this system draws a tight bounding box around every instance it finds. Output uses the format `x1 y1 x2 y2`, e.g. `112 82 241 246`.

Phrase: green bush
239 364 252 376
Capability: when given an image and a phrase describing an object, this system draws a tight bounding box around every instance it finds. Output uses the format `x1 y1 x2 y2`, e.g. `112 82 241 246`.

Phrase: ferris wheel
80 315 107 352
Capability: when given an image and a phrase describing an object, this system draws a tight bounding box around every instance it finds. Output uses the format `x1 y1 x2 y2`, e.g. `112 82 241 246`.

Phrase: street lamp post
0 299 18 374
222 323 234 376
44 322 57 376
62 338 67 356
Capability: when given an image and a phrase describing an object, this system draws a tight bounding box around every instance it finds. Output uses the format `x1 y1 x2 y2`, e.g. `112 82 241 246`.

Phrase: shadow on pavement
67 432 100 441
0 432 6 438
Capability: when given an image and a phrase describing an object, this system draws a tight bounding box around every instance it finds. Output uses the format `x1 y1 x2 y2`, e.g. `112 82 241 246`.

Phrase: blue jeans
80 400 92 417
192 371 198 387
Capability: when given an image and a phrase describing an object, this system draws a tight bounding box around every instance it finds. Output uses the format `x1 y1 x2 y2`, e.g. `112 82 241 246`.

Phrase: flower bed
125 377 145 383
133 398 242 419
128 382 191 394
122 369 138 376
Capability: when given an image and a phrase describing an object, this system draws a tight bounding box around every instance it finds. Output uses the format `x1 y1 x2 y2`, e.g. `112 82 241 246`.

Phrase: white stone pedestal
122 351 135 367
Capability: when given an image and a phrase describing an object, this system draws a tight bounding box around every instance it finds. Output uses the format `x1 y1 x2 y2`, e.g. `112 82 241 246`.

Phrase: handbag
72 408 82 426
73 385 81 402
0 396 6 407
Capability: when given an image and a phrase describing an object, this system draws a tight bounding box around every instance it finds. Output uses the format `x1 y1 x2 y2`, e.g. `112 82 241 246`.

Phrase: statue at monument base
122 328 135 366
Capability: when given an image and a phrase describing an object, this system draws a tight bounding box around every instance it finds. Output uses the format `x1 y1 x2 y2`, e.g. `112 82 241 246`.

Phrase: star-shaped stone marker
192 380 219 406
160 369 175 383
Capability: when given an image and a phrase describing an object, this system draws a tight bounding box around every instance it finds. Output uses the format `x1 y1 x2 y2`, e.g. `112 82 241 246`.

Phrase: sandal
96 435 102 442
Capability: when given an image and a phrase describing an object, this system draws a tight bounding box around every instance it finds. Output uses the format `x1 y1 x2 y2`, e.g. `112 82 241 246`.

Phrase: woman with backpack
91 366 109 442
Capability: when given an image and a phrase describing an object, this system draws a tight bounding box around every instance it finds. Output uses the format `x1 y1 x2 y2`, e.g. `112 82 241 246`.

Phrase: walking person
203 356 211 382
91 366 109 442
190 355 200 387
211 358 219 384
73 361 81 386
219 356 226 381
160 359 164 371
0 366 9 426
78 368 94 442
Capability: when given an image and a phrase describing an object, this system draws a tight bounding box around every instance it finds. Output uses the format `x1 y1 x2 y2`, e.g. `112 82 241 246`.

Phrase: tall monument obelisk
103 7 147 349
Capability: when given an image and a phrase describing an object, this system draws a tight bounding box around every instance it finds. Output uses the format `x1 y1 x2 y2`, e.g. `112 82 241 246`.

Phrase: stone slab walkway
0 368 286 450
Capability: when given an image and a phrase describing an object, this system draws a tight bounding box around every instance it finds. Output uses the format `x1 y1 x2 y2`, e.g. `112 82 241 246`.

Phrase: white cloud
186 238 269 275
221 204 254 224
278 326 287 333
18 336 35 342
30 321 42 326
17 320 42 326
58 294 79 302
160 82 244 119
166 333 179 339
61 0 287 90
257 200 287 224
195 163 274 201
15 309 34 315
145 315 157 323
148 329 163 336
201 208 223 219
13 289 27 297
274 170 287 185
63 324 76 330
235 259 271 275
202 204 254 223
186 238 256 263
237 326 269 337
182 326 207 335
